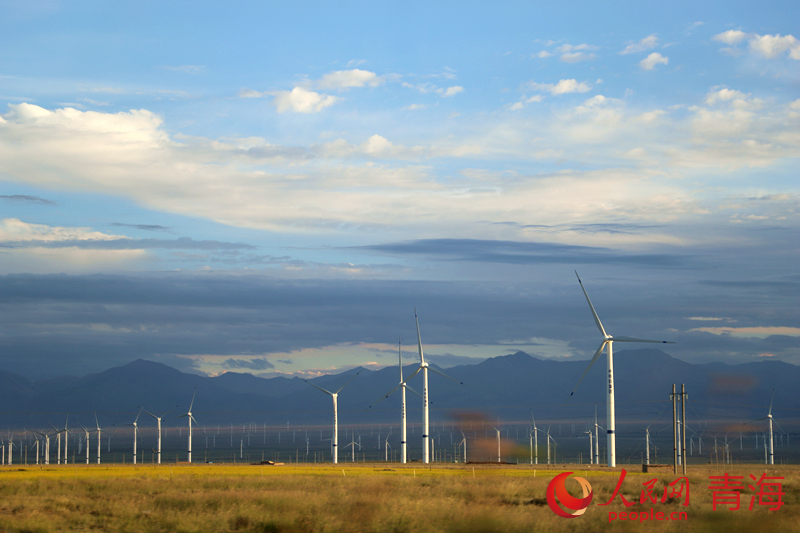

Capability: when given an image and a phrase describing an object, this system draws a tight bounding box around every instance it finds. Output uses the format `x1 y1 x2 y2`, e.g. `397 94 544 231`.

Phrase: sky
0 0 798 379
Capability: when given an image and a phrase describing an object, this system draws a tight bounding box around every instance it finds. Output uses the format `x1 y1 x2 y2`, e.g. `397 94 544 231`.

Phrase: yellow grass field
0 463 798 532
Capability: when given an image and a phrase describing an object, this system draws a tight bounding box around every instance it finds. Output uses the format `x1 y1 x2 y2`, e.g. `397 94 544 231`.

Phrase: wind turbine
142 405 175 465
49 416 71 465
403 308 464 464
130 409 143 465
529 412 541 465
176 388 199 463
305 370 361 464
384 429 392 462
753 388 783 465
370 337 422 464
570 271 675 467
77 422 92 465
5 433 14 466
94 413 103 464
488 423 502 463
459 430 467 463
583 430 593 464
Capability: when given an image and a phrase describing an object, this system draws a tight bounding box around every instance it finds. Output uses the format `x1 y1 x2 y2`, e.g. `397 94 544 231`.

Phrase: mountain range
2 349 797 431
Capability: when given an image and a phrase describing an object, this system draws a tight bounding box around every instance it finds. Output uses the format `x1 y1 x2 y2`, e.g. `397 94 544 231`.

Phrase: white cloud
536 51 552 58
2 100 798 246
749 33 800 60
560 52 597 63
639 52 669 70
705 88 749 106
238 88 265 98
530 79 592 95
509 102 524 111
556 43 596 53
317 69 384 90
713 30 748 45
403 103 426 111
402 82 435 94
0 219 143 274
619 34 659 55
437 86 464 97
713 31 800 60
272 87 338 113
0 218 126 242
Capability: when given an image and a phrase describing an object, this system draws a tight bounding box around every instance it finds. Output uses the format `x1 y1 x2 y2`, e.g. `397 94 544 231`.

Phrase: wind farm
2 1 799 531
2 305 797 468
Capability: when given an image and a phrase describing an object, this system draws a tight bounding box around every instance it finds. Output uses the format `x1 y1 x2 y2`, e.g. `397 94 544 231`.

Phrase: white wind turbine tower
403 308 464 464
488 423 502 463
753 388 782 465
370 338 422 464
49 417 71 465
176 388 199 463
384 429 392 462
583 430 593 463
142 406 175 465
6 433 14 465
529 413 541 465
570 271 674 467
77 422 91 465
305 370 361 464
94 413 103 464
130 409 143 465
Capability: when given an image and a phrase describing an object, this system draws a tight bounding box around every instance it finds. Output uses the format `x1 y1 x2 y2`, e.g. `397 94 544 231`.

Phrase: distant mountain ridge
1 350 797 429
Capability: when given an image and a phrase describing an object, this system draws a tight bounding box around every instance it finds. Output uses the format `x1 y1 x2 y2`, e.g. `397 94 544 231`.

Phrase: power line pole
681 383 687 475
671 384 677 475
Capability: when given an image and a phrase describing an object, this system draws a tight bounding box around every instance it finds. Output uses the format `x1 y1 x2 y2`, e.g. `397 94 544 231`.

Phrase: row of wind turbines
2 272 786 467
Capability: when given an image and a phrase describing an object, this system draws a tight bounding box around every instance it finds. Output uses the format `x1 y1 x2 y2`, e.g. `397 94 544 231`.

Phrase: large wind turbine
370 338 421 464
753 388 782 465
176 389 198 463
570 271 674 467
130 409 143 465
403 308 464 464
142 405 175 465
77 422 92 465
305 370 361 464
94 413 102 464
488 423 502 463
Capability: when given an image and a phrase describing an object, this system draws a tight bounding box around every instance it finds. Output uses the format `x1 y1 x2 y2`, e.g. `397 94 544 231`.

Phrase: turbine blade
134 409 143 424
414 307 425 365
398 337 403 382
334 369 362 394
304 380 334 396
428 366 464 385
613 336 675 344
768 388 775 416
404 366 422 383
568 341 607 400
370 383 402 408
575 271 607 337
188 387 197 412
405 385 423 399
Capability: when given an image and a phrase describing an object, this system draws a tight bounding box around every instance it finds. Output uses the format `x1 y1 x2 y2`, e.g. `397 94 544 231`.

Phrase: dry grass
0 463 798 532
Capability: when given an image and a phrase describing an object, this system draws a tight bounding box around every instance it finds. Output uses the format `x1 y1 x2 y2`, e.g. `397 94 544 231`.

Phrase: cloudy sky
1 1 798 379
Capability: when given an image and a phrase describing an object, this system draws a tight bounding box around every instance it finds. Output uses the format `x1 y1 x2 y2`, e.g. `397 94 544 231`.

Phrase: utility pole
681 383 687 475
671 384 677 475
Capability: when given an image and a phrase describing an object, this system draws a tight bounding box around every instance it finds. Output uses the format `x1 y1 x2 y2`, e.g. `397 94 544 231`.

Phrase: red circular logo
546 472 593 518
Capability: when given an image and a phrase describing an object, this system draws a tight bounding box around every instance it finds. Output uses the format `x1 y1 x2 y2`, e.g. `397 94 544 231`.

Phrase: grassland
0 463 798 532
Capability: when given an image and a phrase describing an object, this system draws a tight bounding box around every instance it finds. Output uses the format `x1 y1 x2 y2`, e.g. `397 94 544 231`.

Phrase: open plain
0 463 797 533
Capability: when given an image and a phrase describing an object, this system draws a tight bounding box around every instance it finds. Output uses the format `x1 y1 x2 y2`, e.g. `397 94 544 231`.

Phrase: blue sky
1 1 798 379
